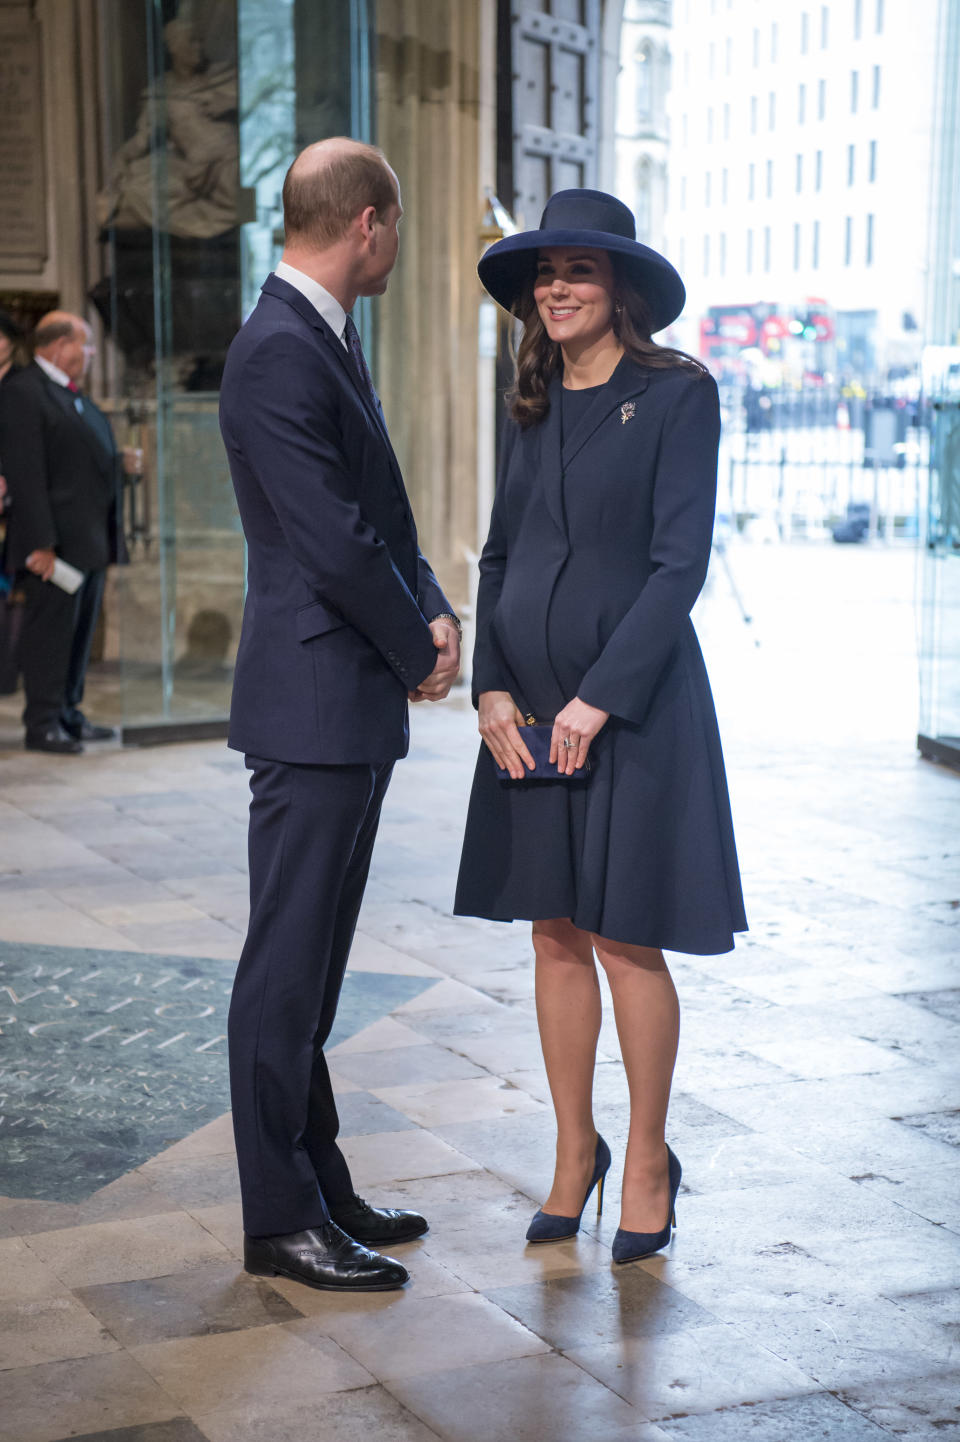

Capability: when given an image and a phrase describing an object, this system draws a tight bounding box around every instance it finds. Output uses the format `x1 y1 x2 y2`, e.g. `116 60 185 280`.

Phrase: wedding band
562 737 575 749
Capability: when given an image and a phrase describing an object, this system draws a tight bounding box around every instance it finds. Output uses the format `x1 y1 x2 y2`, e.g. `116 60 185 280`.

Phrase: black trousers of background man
228 754 394 1238
62 569 106 731
19 569 106 734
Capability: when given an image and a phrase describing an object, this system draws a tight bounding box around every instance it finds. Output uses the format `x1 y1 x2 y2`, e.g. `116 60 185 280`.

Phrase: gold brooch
620 401 636 424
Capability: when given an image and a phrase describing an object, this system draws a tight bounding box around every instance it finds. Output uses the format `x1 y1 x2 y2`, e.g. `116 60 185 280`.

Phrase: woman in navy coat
455 190 747 1263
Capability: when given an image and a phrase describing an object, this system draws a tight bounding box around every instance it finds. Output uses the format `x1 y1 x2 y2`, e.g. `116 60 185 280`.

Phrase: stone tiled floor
1 543 958 1441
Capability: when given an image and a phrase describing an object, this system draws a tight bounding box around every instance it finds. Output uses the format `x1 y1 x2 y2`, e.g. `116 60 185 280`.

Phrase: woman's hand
478 690 535 780
551 697 609 775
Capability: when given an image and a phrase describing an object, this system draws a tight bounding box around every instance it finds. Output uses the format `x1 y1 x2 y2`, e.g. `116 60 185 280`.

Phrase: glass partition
93 0 373 741
918 381 960 769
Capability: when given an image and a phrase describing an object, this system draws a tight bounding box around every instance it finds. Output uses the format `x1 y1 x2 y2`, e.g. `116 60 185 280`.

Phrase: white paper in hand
50 559 85 594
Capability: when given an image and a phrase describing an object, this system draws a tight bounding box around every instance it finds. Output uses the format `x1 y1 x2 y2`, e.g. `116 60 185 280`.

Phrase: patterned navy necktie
343 313 380 413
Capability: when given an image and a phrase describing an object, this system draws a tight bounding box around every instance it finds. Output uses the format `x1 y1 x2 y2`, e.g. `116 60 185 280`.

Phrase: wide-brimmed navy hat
478 188 685 334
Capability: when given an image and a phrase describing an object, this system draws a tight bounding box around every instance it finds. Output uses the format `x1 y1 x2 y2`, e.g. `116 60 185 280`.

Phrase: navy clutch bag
493 722 593 782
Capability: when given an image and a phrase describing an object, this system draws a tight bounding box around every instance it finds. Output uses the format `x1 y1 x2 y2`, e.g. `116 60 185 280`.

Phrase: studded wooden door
501 0 601 228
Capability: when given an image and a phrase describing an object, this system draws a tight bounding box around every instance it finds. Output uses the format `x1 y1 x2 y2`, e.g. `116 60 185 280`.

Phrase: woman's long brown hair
506 253 707 429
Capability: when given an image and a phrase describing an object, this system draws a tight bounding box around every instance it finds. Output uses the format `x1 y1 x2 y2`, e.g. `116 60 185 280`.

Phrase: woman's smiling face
533 247 617 348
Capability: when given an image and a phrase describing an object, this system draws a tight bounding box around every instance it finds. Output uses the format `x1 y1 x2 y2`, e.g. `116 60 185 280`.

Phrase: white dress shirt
274 262 348 349
35 355 72 387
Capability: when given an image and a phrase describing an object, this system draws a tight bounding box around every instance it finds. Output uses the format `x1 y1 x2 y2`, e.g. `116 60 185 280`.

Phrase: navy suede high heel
526 1134 612 1243
611 1144 682 1264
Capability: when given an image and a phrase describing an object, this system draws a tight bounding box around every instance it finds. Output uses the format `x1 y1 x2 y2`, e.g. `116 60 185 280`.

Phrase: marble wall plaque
0 5 48 271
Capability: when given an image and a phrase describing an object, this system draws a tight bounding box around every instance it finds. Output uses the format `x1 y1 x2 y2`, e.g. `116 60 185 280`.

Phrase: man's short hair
33 317 79 350
282 141 398 249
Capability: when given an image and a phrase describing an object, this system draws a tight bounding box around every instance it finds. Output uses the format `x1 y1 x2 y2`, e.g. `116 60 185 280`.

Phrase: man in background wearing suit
0 313 130 754
219 138 460 1293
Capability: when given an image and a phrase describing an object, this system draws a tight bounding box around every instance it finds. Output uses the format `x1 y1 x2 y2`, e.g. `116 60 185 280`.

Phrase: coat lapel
260 275 409 506
262 275 386 436
539 376 567 537
38 368 114 478
559 355 650 472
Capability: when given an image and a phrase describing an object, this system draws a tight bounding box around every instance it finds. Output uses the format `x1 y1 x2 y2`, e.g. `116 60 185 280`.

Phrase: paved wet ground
0 542 957 1441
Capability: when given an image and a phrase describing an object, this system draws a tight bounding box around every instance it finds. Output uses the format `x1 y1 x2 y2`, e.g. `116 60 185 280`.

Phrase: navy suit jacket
220 274 451 764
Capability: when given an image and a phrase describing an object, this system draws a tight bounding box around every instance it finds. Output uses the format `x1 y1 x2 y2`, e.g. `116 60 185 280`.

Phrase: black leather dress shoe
243 1222 408 1291
328 1193 429 1245
25 725 83 755
61 718 116 742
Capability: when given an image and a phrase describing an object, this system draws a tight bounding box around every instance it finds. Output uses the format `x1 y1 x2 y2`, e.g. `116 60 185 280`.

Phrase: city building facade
663 0 939 383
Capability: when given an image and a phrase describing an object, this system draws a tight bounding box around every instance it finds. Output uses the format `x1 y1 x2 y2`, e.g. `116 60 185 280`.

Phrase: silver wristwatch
431 612 462 638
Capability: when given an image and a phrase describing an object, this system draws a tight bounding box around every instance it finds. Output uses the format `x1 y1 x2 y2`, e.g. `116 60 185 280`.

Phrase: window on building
847 143 855 185
680 175 687 209
796 154 803 192
748 162 755 199
821 5 829 46
844 216 852 265
636 42 653 122
720 231 727 275
682 113 689 144
725 37 732 74
705 171 712 206
635 162 652 240
764 225 771 271
854 0 862 38
798 83 806 123
771 21 778 60
750 96 758 133
723 102 730 140
746 228 754 274
872 65 881 107
793 222 801 270
703 234 710 275
766 158 773 197
769 91 776 129
851 70 859 113
678 238 686 271
866 213 874 264
869 139 877 181
876 0 884 32
812 218 820 268
818 78 826 119
683 50 690 84
709 41 716 77
707 107 714 142
752 27 759 65
721 167 729 203
815 149 823 189
801 11 809 52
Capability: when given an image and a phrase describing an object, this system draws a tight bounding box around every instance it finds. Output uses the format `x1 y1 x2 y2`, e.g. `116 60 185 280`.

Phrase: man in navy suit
220 138 460 1293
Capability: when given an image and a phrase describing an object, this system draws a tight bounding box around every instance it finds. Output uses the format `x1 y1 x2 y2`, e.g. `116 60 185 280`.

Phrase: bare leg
592 935 680 1233
533 918 602 1216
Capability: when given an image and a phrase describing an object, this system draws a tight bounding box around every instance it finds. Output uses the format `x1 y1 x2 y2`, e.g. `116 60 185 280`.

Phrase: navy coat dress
454 356 747 955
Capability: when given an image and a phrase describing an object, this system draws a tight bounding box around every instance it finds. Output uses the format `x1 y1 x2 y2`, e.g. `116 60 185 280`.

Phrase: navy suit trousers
229 754 393 1237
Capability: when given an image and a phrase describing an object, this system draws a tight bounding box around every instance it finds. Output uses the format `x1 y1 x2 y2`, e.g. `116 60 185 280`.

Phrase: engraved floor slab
0 940 431 1202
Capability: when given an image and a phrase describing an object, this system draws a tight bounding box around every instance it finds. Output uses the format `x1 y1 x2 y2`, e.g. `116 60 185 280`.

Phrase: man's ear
357 205 378 244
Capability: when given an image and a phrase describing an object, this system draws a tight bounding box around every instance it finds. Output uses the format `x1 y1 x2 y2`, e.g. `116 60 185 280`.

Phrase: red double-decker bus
700 300 835 374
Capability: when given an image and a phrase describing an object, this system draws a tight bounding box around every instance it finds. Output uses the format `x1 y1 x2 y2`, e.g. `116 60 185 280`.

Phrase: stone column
374 0 494 611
